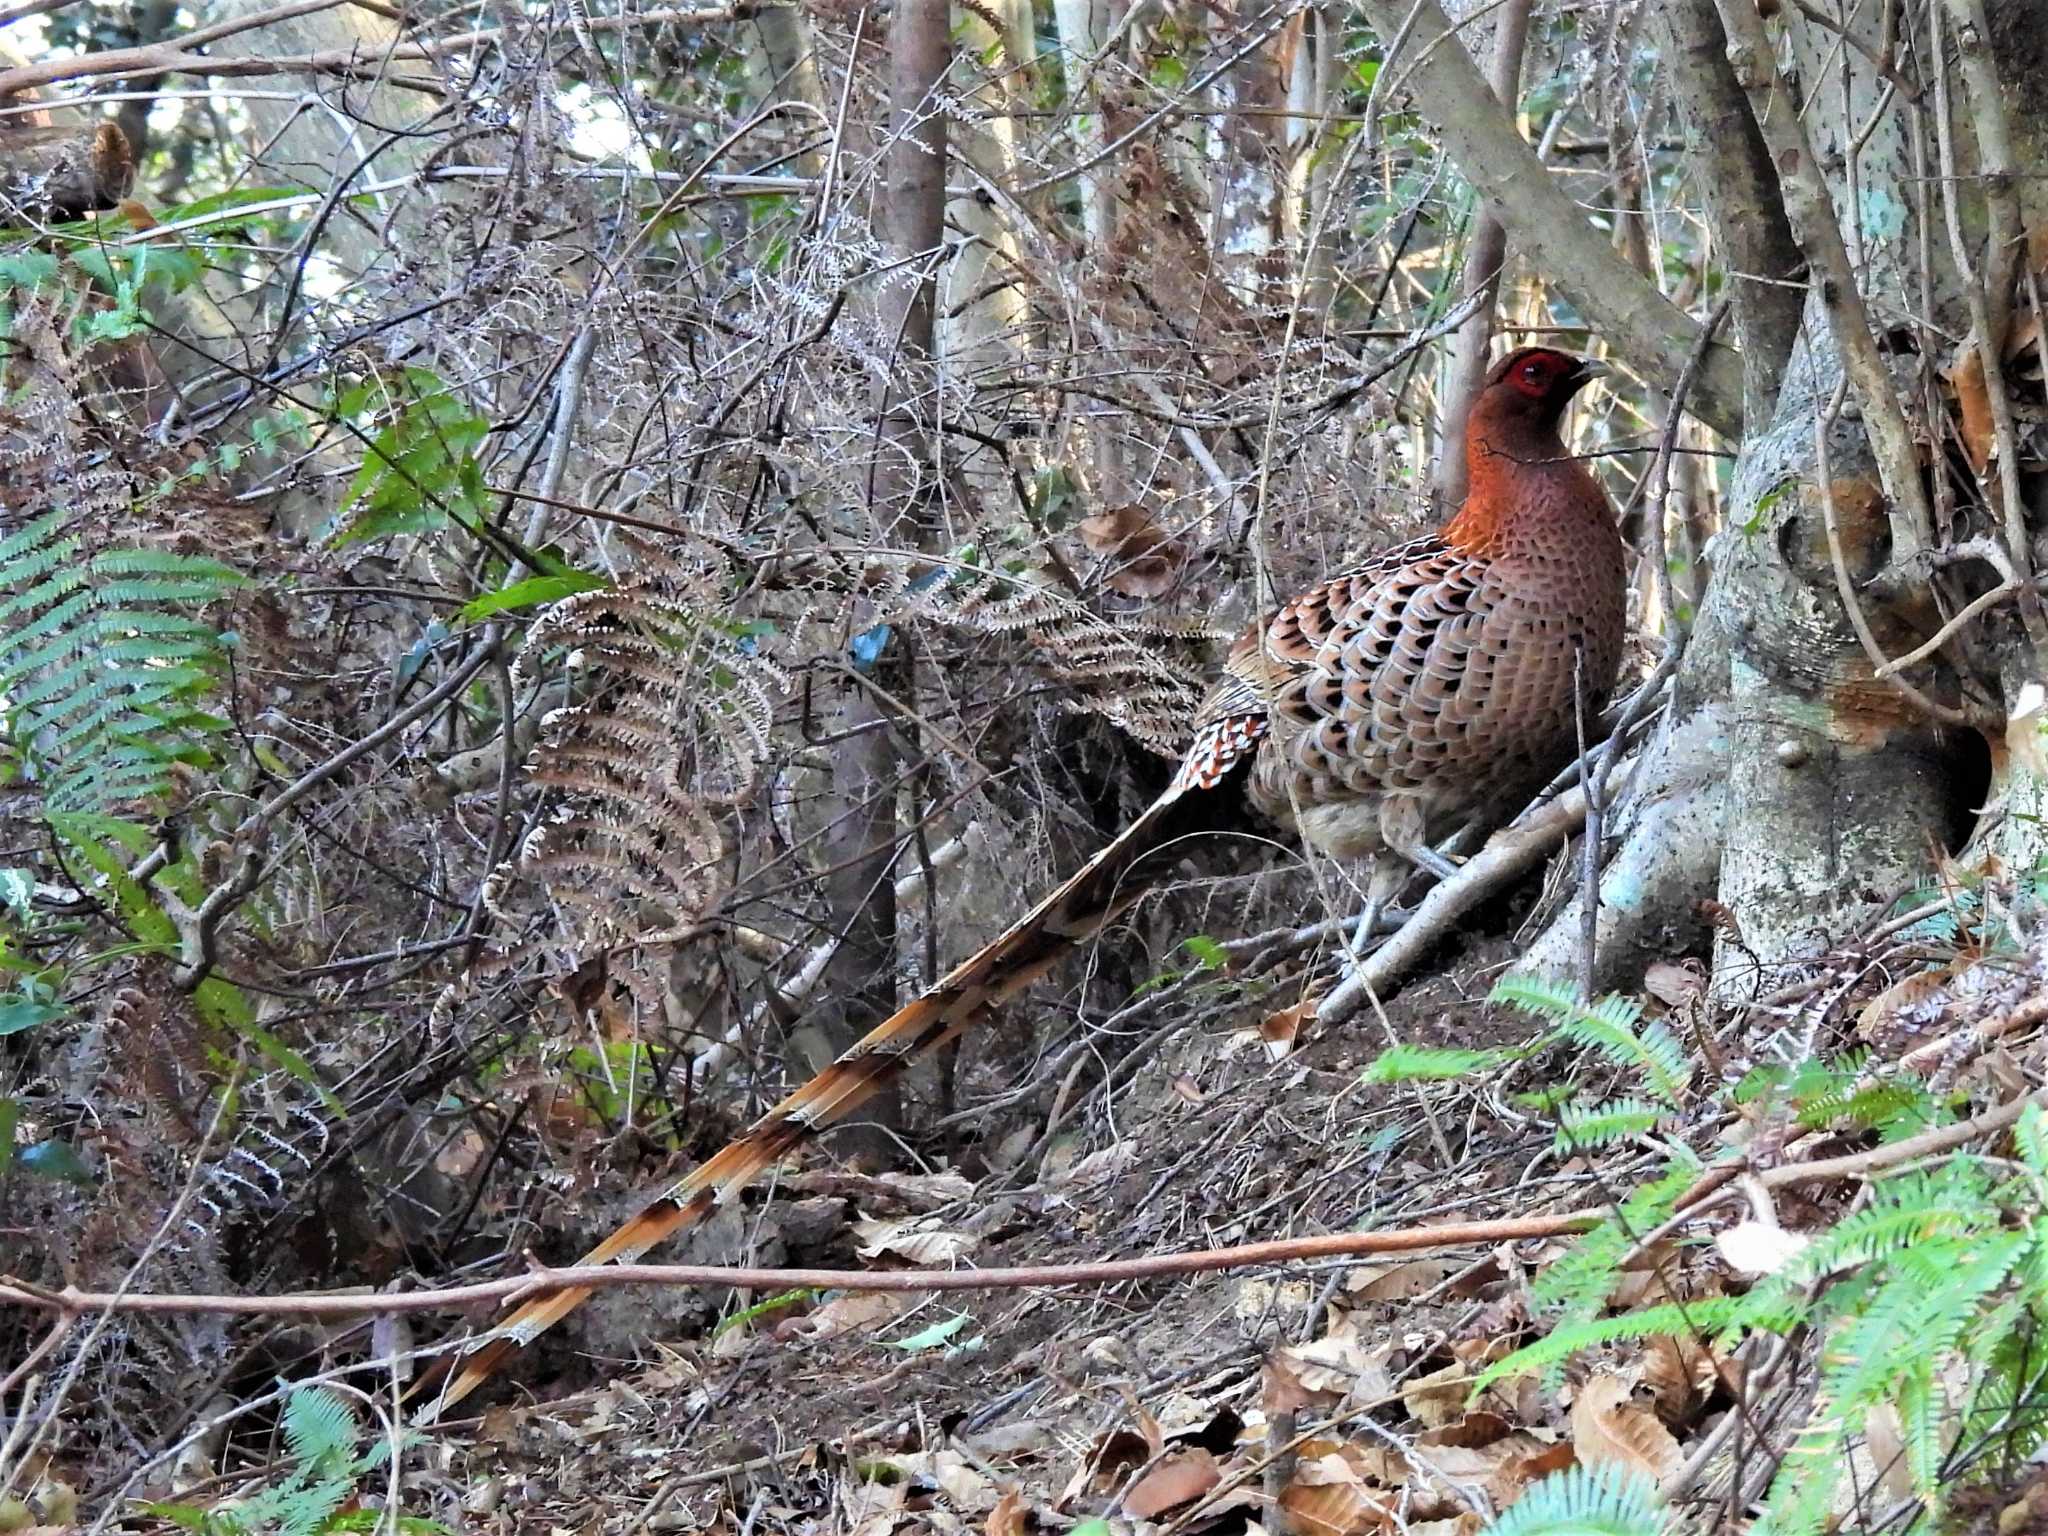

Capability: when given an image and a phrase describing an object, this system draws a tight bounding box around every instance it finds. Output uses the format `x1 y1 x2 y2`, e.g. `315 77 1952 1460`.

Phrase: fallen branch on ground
8 1083 2042 1324
0 1214 1596 1320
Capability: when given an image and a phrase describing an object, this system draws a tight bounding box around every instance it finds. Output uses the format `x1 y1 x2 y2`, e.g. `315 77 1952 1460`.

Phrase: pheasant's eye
1521 361 1547 384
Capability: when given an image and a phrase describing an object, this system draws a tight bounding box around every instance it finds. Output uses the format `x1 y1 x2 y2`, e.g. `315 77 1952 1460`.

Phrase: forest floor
52 879 2047 1536
414 936 1782 1536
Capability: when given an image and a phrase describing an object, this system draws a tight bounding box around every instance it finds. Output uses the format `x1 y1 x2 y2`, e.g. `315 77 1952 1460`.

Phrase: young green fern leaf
1751 1157 2043 1536
171 1386 366 1536
1482 1465 1666 1536
1360 1043 1518 1084
1795 1075 1940 1139
1474 1295 1758 1392
1552 1096 1665 1154
1526 1155 1702 1325
2015 1104 2048 1179
1489 974 1692 1106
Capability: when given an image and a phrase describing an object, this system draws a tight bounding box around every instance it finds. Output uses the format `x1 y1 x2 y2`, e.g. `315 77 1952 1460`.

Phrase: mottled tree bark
1523 0 2048 994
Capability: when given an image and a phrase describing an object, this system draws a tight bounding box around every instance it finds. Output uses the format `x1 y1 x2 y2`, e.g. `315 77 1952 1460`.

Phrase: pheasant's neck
1443 418 1608 556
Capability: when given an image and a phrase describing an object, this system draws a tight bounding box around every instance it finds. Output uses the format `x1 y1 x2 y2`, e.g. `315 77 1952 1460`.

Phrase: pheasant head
1445 347 1611 554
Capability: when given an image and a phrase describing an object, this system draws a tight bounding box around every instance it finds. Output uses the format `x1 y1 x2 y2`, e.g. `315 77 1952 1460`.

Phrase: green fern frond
0 512 242 815
1489 974 1692 1105
1474 1295 1758 1391
1731 1061 1789 1104
1526 1213 1631 1321
1966 1330 2048 1469
1796 1077 1939 1139
1894 1355 1943 1503
1755 1167 2031 1536
1754 1420 1850 1536
1360 1043 1519 1084
1488 972 1592 1024
281 1385 360 1472
1782 1166 1994 1281
212 1386 364 1536
1553 1097 1665 1154
2016 1105 2048 1181
1561 1010 1691 1107
1528 1155 1703 1323
1844 1235 2024 1406
1485 1465 1666 1536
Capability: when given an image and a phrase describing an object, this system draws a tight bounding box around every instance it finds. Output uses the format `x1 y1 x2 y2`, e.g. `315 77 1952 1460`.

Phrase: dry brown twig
0 5 739 100
9 1080 2042 1327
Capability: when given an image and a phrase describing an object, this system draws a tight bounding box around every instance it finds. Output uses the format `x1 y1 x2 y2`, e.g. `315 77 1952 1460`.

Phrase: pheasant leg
1345 853 1409 962
1404 843 1463 883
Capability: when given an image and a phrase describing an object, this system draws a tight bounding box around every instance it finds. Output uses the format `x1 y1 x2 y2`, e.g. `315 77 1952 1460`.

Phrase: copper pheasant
415 346 1625 1414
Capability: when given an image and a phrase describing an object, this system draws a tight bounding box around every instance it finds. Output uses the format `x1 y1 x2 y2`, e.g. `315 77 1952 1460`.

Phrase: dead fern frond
884 552 1208 755
105 978 214 1147
507 537 783 950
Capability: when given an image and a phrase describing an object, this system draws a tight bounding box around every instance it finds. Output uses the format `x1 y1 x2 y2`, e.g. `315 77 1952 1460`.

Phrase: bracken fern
0 508 242 814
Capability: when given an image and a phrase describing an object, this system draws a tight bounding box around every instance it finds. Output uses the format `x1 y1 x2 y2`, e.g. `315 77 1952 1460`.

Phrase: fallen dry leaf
1123 1448 1221 1520
1715 1217 1810 1277
1864 1402 1917 1504
1856 963 1963 1053
1347 1259 1458 1302
1416 1412 1512 1450
1643 1332 1721 1427
433 1126 488 1178
1401 1360 1472 1428
1277 1322 1399 1403
1256 996 1317 1058
853 1216 978 1266
800 1292 910 1339
1447 1334 1511 1370
1950 342 1995 472
1570 1373 1680 1484
1642 959 1705 1008
985 1487 1031 1536
1405 1519 1483 1536
929 1450 999 1512
1057 1428 1151 1508
1494 1440 1577 1503
1406 1431 1555 1506
843 1468 910 1536
1264 1349 1316 1416
1279 1477 1394 1536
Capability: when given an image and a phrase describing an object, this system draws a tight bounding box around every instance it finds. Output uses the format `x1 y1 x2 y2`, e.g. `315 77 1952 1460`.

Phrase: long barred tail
411 765 1249 1418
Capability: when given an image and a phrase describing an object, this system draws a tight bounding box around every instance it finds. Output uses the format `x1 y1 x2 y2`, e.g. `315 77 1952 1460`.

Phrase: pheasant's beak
1569 359 1609 389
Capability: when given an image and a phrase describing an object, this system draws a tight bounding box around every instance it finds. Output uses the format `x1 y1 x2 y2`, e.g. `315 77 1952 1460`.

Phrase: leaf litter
419 928 2048 1535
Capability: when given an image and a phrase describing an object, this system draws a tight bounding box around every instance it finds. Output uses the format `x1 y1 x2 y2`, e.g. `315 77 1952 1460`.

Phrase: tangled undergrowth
3 4 2048 1534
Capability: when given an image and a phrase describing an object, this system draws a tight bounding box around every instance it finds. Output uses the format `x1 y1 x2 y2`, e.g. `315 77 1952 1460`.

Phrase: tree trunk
1433 0 1531 510
1208 0 1290 307
1517 0 2048 996
799 1 951 1137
